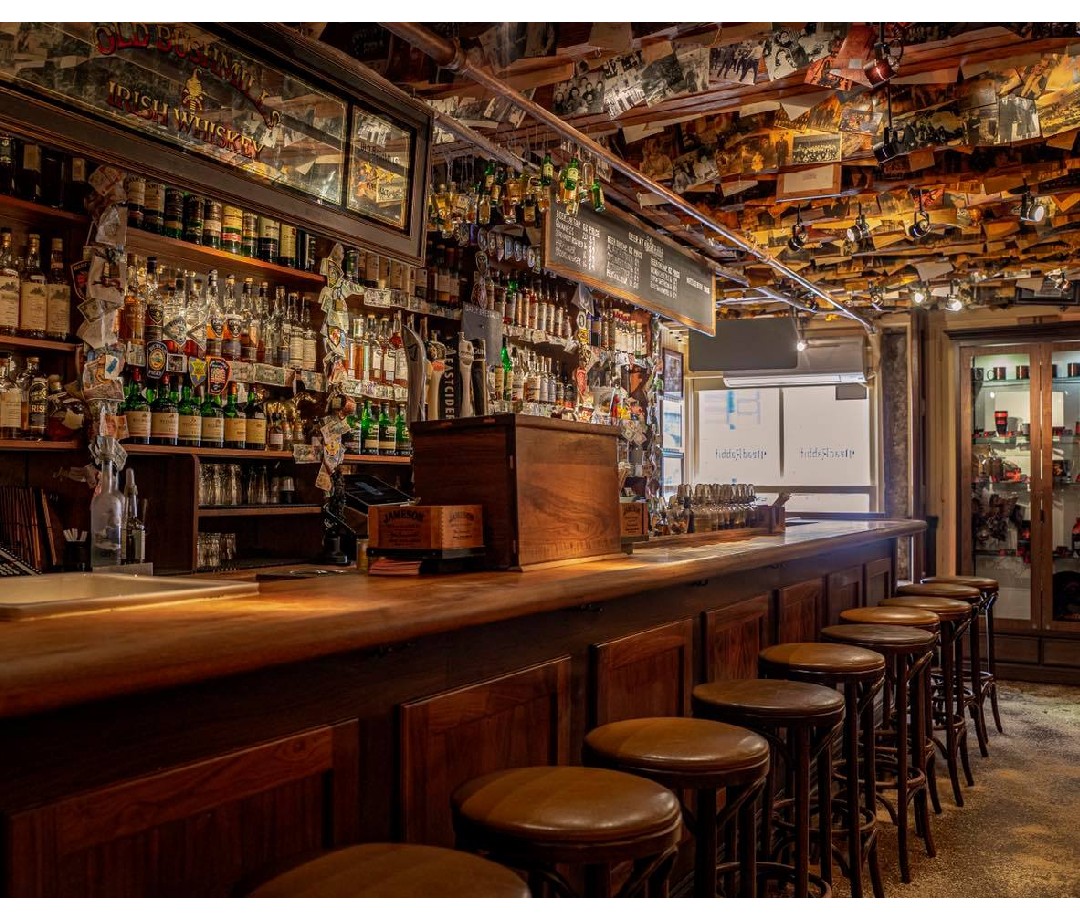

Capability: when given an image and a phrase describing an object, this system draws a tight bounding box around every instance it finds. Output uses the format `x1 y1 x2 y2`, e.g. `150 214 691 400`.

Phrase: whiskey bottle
143 181 165 234
244 386 267 451
40 148 65 209
223 382 246 449
163 188 184 239
45 237 71 341
255 282 270 364
241 212 257 257
378 402 395 455
0 228 21 334
278 223 297 268
360 400 378 455
0 134 15 197
17 141 42 202
124 175 146 229
256 216 279 263
202 200 223 249
177 380 201 447
221 275 241 362
123 369 151 445
205 270 224 357
18 234 47 337
183 194 204 244
287 292 304 370
395 403 411 456
144 257 163 343
301 296 317 372
199 387 224 449
267 410 284 451
150 374 178 446
221 205 243 254
272 286 290 368
391 312 408 388
65 156 90 214
0 356 21 440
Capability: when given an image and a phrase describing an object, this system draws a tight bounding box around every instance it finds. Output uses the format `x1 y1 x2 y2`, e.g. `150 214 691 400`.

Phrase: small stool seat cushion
584 717 769 785
249 843 531 898
921 575 998 593
452 766 681 846
821 623 936 653
880 596 971 621
760 641 885 676
693 678 845 724
895 582 982 602
840 606 940 629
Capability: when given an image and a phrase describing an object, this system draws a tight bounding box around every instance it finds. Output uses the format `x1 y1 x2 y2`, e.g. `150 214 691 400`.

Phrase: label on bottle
395 350 409 387
71 157 86 183
380 432 396 453
124 176 146 207
0 276 21 327
145 182 165 214
20 280 47 332
178 414 202 443
268 429 284 450
245 417 267 446
303 336 317 372
224 416 247 445
150 411 179 439
22 143 41 172
279 224 297 261
201 415 224 445
46 282 71 336
0 390 21 431
363 430 379 453
222 205 243 248
290 329 305 365
125 408 151 439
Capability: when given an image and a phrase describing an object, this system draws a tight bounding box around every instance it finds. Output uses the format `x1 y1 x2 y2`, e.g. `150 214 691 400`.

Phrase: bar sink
0 572 259 621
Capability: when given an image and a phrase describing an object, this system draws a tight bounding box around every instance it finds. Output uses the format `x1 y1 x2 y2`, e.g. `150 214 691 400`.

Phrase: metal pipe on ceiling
378 21 873 332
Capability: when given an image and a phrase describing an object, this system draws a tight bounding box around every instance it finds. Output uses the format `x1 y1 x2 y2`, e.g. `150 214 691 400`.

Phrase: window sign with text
697 388 782 484
782 386 871 486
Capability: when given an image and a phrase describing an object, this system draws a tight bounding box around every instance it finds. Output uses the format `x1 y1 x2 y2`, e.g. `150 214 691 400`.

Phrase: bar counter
0 519 922 896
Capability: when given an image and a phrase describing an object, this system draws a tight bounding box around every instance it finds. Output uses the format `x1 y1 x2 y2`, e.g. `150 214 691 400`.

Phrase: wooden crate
410 414 621 569
368 505 484 553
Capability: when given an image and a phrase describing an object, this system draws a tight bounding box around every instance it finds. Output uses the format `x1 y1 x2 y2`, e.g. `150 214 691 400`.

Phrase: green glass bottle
564 154 580 192
378 402 395 456
501 342 513 402
177 380 200 447
149 374 178 447
245 386 266 451
223 382 246 450
395 403 411 456
541 152 554 187
590 178 605 213
483 160 495 190
361 400 379 456
123 368 151 445
200 388 224 449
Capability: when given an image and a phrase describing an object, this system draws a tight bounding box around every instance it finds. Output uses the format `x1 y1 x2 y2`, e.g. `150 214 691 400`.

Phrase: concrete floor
841 681 1080 897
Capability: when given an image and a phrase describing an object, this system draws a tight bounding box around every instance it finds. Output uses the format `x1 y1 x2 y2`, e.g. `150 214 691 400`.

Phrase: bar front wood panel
826 565 864 626
864 556 894 606
4 723 360 896
590 619 694 726
702 595 771 682
777 578 825 644
398 657 571 847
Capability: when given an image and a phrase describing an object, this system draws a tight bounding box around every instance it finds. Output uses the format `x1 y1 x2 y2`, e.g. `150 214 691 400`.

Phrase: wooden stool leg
816 734 833 888
843 682 864 897
912 653 937 859
695 787 719 897
794 726 811 899
736 782 760 898
955 626 975 789
923 658 942 816
985 598 1004 735
895 654 911 883
940 623 964 807
968 605 990 757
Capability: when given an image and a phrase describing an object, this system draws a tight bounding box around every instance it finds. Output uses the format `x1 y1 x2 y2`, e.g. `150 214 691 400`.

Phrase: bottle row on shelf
0 353 79 442
0 227 73 341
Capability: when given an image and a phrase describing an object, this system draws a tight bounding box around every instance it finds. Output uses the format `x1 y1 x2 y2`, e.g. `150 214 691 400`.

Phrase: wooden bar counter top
0 520 920 720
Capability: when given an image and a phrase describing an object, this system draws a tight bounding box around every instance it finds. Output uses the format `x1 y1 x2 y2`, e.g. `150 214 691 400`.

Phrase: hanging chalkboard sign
543 205 715 335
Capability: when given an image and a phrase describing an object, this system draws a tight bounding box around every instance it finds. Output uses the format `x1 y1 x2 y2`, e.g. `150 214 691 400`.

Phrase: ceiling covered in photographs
312 22 1080 321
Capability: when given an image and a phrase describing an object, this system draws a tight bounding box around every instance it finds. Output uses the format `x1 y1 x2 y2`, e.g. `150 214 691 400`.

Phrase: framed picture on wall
661 399 684 452
661 452 684 498
662 348 684 397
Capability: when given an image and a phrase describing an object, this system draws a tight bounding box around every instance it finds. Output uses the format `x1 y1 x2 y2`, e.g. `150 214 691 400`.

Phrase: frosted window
783 386 871 486
697 388 781 484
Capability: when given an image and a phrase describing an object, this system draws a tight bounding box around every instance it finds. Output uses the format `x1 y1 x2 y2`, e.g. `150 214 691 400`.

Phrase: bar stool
820 623 937 884
451 766 682 897
839 606 943 817
922 576 1003 738
759 643 886 898
881 593 975 806
249 843 531 897
692 678 844 898
583 717 770 897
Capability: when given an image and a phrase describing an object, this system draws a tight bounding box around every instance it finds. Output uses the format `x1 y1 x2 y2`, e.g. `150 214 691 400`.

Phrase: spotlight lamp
788 206 809 252
864 23 903 88
908 191 931 239
790 306 808 351
944 280 965 312
1020 188 1046 223
846 203 870 243
910 284 929 306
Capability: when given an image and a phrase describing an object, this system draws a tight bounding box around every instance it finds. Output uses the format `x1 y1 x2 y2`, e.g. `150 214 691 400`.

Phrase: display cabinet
957 328 1080 681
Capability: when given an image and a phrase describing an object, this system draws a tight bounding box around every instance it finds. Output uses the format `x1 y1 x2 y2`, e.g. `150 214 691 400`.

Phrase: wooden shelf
0 438 80 450
0 193 88 226
0 334 79 353
198 504 322 518
125 227 325 286
342 453 412 465
125 443 294 460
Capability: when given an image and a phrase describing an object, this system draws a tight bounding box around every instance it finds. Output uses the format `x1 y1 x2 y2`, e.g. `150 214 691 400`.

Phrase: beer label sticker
145 341 168 380
207 357 230 396
188 358 208 390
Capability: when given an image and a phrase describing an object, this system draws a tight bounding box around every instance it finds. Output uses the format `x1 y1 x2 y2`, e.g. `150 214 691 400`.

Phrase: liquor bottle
123 368 151 445
90 458 123 569
143 181 165 234
205 269 223 357
19 233 47 337
0 356 20 439
501 342 513 402
23 355 45 439
0 134 15 196
378 402 395 455
41 148 65 209
267 410 284 451
255 282 271 364
44 237 70 342
183 193 204 244
241 212 257 257
360 400 378 455
245 386 267 451
391 312 408 388
45 374 70 441
144 257 163 343
124 474 147 565
17 141 42 202
64 156 90 213
150 374 179 446
0 228 21 334
564 153 580 194
511 348 526 404
223 382 246 449
124 175 145 229
278 223 297 268
395 403 411 456
199 387 224 449
257 216 279 263
287 292 304 369
435 245 449 307
273 286 290 368
541 151 554 187
163 188 184 239
162 271 185 354
177 380 201 447
448 247 460 309
221 205 243 254
221 274 241 361
301 296 317 372
202 200 223 249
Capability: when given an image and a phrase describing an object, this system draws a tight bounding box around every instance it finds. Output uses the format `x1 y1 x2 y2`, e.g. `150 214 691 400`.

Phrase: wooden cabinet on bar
777 578 825 644
826 565 864 627
398 658 571 847
701 595 772 682
864 556 894 606
5 723 361 896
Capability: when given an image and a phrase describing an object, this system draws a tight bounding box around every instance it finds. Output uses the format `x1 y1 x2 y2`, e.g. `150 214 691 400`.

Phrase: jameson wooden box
410 414 621 570
368 504 484 555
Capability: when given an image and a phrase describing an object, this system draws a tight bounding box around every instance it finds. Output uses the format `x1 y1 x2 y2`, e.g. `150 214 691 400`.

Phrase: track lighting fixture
908 190 931 239
788 206 808 252
873 82 918 165
864 22 902 88
1019 188 1046 223
944 280 965 312
846 203 870 244
910 284 929 306
790 306 808 351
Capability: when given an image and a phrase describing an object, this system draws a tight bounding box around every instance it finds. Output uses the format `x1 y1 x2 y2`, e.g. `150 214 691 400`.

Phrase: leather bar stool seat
759 643 886 898
693 679 844 898
452 766 682 897
895 582 982 603
584 717 770 896
249 843 531 897
840 606 940 630
921 575 997 592
821 623 933 653
880 596 970 622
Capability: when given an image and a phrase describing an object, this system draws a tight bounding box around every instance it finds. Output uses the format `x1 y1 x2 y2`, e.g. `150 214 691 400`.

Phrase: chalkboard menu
544 206 715 334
